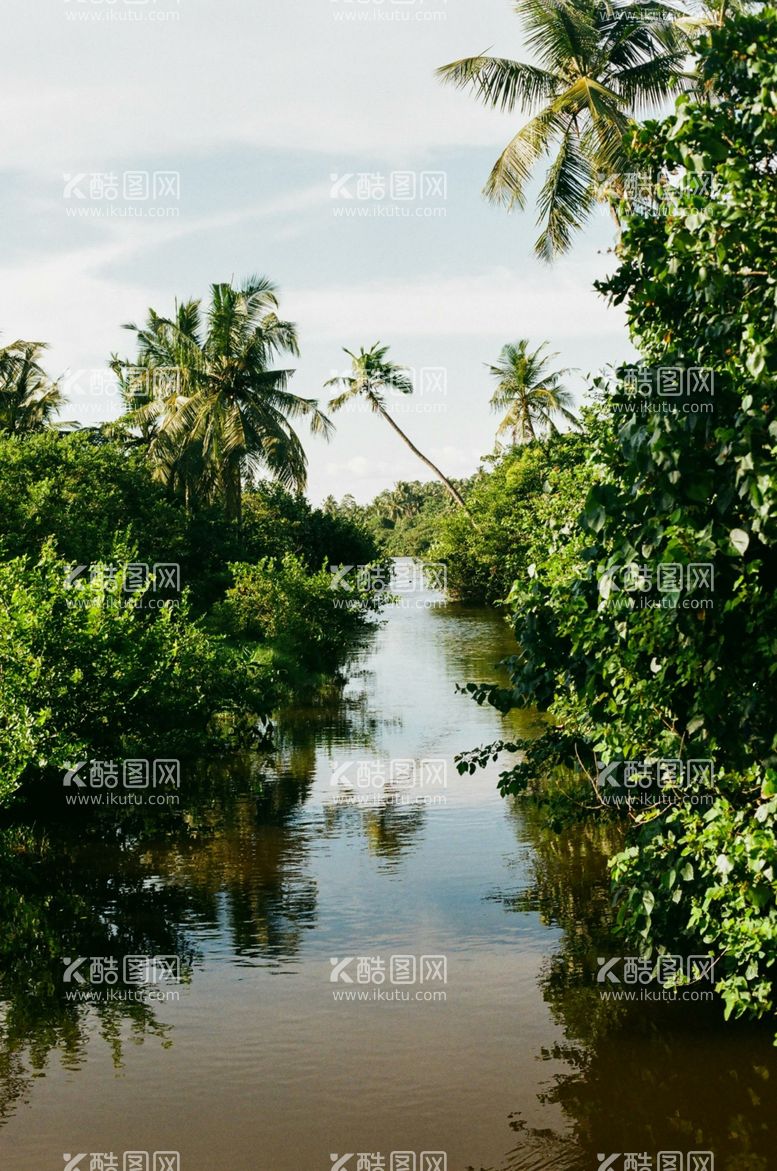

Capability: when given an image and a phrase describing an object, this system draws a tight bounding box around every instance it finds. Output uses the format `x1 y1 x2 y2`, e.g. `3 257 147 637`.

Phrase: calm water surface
1 574 776 1170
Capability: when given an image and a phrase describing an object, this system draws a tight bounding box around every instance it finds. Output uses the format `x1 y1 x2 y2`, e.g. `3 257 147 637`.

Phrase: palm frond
535 125 596 261
436 54 558 112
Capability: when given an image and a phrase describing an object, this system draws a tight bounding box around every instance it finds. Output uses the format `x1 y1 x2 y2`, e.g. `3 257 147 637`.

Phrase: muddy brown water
1 571 775 1170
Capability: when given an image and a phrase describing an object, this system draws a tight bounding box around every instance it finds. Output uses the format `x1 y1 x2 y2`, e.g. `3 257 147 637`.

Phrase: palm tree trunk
376 403 471 513
520 394 537 442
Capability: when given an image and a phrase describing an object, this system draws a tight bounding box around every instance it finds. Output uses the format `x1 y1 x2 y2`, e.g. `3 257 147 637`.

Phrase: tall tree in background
437 0 688 259
488 339 577 442
0 339 66 435
113 277 332 522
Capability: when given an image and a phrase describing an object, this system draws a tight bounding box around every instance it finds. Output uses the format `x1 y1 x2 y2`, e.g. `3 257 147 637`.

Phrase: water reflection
0 824 186 1122
323 798 427 867
489 804 777 1171
0 644 436 1131
1 585 776 1170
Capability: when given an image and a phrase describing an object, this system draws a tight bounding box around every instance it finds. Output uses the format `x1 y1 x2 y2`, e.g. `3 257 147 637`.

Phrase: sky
0 0 636 503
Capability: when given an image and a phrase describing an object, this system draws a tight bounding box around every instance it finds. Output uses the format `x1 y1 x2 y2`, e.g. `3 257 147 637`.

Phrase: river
0 570 775 1171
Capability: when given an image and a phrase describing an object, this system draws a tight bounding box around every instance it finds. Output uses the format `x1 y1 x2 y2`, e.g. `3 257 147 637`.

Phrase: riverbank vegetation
457 7 777 1030
346 3 777 1032
0 295 381 805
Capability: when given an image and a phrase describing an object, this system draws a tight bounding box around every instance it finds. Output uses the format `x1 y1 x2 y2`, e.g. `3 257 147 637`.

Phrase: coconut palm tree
488 340 578 443
385 482 425 524
0 339 67 435
325 344 469 511
437 0 689 259
112 276 332 522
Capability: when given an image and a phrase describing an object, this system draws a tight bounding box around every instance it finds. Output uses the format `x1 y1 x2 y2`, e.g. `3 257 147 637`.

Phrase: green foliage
240 484 378 572
0 431 189 581
433 433 592 603
464 10 777 1025
0 432 377 612
611 787 777 1022
0 542 276 804
0 432 379 806
212 553 381 683
345 480 459 559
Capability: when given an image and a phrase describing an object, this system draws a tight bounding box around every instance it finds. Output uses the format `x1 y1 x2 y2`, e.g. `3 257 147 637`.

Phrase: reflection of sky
193 581 551 962
0 590 573 1171
290 587 547 953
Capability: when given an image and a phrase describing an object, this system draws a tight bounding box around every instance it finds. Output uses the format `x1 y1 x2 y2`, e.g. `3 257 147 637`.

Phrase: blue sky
1 0 635 502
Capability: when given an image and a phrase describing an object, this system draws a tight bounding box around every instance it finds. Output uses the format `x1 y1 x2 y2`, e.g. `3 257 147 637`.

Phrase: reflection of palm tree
488 340 578 443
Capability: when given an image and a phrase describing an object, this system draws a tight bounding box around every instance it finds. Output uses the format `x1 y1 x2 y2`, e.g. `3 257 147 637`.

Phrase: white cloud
287 263 625 343
2 0 523 172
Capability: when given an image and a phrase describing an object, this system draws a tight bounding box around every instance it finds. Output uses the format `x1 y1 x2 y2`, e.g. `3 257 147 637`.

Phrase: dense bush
0 432 379 611
0 431 187 568
0 432 382 806
327 482 462 560
432 434 591 604
242 483 378 569
212 553 381 683
462 10 777 1025
0 542 276 805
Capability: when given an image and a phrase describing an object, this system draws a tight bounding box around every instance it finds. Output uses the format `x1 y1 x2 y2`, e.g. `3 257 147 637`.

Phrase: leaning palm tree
488 340 578 442
325 344 469 511
112 277 332 522
0 339 67 435
437 0 689 259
